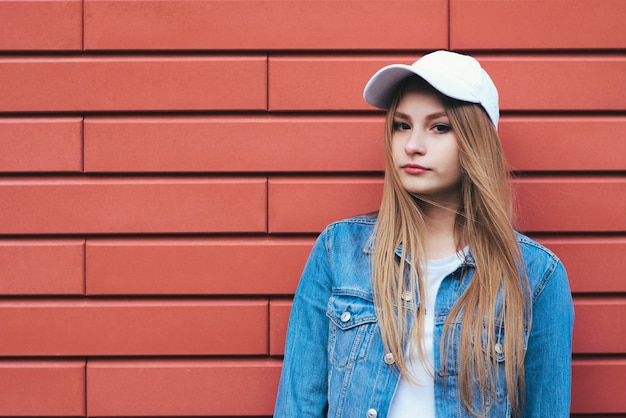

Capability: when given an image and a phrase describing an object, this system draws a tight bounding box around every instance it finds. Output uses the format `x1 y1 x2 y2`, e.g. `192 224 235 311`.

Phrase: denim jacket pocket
327 293 377 368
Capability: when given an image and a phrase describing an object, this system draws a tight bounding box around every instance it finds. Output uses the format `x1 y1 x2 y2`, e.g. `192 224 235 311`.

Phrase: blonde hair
372 77 530 416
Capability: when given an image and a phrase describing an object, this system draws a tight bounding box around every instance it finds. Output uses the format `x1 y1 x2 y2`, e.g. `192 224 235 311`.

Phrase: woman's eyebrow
394 111 448 120
393 111 411 120
426 112 448 120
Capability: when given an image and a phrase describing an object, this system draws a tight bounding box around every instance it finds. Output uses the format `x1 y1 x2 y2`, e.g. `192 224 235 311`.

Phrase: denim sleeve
274 229 332 417
523 260 574 417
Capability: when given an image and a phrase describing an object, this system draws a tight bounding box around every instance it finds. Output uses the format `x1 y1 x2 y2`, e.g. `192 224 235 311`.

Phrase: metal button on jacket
366 408 378 418
495 343 504 354
384 352 395 365
401 291 413 302
340 311 351 323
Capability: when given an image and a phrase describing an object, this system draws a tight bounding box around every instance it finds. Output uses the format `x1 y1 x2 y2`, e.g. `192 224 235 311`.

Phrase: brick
0 56 266 112
481 56 626 112
85 0 447 50
573 298 626 354
268 176 384 233
0 299 267 356
0 0 82 50
86 237 313 295
571 415 626 418
270 299 293 356
514 177 626 233
0 360 85 416
87 359 281 416
84 115 384 173
537 237 626 293
269 55 626 112
500 116 626 172
0 117 82 172
451 0 626 50
572 359 626 413
0 177 266 234
0 239 84 295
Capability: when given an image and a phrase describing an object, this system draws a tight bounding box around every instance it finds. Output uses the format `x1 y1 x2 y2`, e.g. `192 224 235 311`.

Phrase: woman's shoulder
514 231 568 296
323 213 378 237
316 213 378 256
328 212 378 226
514 232 561 263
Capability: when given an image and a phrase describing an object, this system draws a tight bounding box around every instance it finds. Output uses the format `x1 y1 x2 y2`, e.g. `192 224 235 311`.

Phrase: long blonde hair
372 77 530 416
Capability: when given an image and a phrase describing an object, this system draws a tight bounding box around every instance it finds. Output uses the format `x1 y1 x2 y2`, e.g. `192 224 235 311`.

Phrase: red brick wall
0 0 624 416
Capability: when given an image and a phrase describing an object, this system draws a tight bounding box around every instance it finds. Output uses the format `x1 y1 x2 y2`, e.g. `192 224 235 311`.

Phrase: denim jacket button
340 311 351 323
495 343 504 354
366 408 378 418
384 352 395 365
401 291 413 302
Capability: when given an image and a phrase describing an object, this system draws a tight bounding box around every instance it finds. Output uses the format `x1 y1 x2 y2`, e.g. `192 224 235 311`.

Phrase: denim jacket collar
362 237 476 269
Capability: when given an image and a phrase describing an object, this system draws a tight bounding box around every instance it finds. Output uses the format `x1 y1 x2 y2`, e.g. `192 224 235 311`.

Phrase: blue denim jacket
275 215 574 418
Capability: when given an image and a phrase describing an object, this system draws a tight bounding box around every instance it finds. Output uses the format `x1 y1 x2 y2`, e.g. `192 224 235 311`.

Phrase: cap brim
363 62 483 110
363 64 417 110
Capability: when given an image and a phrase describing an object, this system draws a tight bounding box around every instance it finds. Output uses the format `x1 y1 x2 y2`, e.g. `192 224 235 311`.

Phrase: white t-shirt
388 248 467 418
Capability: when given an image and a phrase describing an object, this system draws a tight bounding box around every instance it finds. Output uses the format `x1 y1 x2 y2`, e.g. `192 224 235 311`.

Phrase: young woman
274 50 574 418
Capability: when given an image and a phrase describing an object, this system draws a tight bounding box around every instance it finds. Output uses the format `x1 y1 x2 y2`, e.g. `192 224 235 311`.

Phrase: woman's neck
418 199 460 259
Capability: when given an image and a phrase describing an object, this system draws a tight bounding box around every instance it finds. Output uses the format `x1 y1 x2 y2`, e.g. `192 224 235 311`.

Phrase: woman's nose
404 132 426 155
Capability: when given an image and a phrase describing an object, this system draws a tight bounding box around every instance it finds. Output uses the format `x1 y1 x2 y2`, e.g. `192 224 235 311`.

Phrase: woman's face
391 84 462 205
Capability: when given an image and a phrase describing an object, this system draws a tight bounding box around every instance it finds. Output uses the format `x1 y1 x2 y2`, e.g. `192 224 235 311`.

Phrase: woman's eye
393 121 411 131
432 123 451 133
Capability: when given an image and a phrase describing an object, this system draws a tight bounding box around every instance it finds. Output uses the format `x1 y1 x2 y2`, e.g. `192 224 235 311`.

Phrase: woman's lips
401 164 430 175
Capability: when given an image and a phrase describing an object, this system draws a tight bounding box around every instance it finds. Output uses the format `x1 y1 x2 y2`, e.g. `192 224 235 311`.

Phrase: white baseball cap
363 50 500 129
